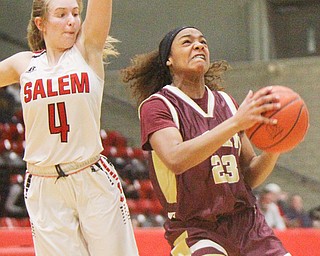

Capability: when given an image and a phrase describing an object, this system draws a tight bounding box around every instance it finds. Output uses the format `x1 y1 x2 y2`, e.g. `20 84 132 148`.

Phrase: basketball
245 86 309 153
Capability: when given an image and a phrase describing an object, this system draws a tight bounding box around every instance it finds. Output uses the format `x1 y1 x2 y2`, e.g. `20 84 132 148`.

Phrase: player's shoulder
10 51 33 62
138 92 173 119
141 91 170 106
140 94 169 113
9 51 33 75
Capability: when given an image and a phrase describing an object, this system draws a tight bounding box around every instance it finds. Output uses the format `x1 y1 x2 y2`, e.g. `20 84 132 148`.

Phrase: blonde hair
26 0 118 60
103 36 120 63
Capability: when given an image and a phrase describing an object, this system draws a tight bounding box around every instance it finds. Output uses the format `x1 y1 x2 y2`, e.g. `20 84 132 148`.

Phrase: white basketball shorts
24 155 139 256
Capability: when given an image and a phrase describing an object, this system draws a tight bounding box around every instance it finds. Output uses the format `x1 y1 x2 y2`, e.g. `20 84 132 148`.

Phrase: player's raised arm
79 0 112 52
76 0 113 79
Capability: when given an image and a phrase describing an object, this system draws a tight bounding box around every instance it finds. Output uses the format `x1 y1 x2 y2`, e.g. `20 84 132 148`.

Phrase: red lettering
23 72 90 103
48 102 70 143
58 75 70 95
70 73 89 93
33 79 46 100
47 79 58 97
24 82 32 103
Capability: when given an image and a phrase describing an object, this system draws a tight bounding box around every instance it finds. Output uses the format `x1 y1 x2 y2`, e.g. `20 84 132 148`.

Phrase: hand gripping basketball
245 86 309 153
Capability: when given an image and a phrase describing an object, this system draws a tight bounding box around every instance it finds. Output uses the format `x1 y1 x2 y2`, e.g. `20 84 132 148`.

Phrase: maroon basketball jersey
139 85 256 222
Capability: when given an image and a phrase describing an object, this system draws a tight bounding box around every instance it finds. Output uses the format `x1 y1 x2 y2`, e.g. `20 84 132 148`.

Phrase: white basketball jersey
20 46 104 166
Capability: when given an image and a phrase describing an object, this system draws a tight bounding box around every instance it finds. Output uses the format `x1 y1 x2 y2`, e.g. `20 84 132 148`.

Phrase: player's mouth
192 54 206 60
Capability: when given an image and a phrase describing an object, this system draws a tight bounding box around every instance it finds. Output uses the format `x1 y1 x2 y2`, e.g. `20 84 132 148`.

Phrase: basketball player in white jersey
0 0 139 255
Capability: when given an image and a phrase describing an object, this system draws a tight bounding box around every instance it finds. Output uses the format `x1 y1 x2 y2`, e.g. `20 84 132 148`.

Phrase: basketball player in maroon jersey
122 27 291 256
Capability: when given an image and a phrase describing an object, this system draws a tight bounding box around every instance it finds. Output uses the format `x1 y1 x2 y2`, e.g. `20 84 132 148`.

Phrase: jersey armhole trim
138 93 180 129
217 91 237 115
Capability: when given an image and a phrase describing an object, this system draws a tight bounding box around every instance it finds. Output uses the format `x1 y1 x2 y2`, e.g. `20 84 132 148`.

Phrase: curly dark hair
121 50 230 105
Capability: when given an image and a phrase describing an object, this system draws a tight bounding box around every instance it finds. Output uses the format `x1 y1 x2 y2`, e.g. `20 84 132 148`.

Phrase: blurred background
0 0 319 230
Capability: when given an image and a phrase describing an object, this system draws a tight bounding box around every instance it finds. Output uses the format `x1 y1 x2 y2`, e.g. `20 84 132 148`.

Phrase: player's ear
34 17 44 31
166 58 172 67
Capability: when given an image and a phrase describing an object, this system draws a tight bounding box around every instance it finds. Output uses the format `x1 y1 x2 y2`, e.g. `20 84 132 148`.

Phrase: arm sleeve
139 97 178 151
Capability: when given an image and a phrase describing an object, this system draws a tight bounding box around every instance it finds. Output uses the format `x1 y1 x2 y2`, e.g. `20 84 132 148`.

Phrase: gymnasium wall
0 0 250 70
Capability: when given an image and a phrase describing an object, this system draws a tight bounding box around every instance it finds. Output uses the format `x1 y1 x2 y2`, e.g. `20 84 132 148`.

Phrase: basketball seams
259 104 304 151
247 95 301 140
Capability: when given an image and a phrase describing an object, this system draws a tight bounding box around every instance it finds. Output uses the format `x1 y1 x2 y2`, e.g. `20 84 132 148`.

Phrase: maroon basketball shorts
164 206 290 256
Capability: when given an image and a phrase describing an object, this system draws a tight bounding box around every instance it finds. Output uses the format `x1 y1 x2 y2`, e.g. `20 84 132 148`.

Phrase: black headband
159 26 197 69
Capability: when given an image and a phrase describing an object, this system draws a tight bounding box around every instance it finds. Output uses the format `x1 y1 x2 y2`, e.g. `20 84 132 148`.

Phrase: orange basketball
245 86 309 153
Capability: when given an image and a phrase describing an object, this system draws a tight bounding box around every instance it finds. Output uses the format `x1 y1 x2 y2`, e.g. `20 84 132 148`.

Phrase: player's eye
54 11 65 18
201 39 207 45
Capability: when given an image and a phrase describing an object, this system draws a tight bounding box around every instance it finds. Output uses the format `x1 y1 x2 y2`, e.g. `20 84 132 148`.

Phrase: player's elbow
165 159 189 175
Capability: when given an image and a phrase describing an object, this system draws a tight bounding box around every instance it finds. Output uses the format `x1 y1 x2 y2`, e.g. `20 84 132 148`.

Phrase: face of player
36 0 81 51
166 28 210 78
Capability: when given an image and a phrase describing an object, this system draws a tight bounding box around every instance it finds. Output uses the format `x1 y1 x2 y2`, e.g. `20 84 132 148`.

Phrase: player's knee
171 237 228 256
192 252 226 256
200 254 225 256
190 239 228 256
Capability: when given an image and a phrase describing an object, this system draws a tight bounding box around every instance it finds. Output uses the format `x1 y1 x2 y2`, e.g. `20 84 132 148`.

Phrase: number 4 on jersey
48 102 70 143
